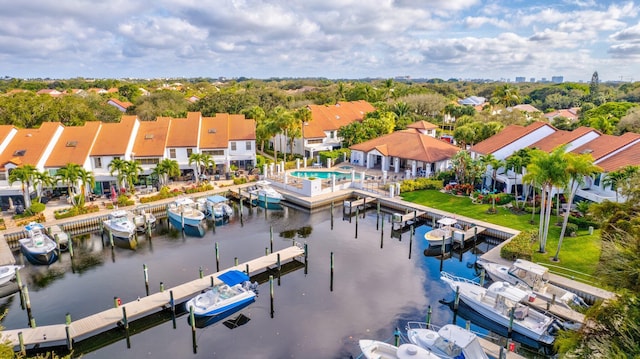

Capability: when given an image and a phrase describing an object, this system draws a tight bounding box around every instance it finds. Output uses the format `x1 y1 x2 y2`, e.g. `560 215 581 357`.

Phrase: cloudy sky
1 0 640 82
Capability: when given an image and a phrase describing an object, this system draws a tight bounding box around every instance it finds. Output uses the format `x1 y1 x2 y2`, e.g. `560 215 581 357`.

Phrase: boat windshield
434 337 462 357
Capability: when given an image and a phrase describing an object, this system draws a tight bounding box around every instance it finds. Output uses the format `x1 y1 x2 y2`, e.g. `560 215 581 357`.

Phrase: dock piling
190 305 197 353
122 306 130 348
269 275 274 318
65 325 73 351
18 332 24 355
215 242 220 272
170 290 176 329
199 266 203 279
330 201 334 230
355 208 359 238
426 305 432 329
330 251 334 292
270 226 274 253
143 264 149 296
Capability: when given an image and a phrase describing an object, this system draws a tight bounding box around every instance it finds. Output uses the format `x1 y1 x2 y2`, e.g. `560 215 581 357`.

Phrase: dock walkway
0 246 304 348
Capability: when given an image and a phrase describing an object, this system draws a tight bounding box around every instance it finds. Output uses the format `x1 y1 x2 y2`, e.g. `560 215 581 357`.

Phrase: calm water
289 170 373 180
1 203 515 359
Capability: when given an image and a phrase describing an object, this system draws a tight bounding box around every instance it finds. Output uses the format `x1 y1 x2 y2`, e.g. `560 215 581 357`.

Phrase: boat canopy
218 270 250 286
488 281 529 302
512 259 548 277
25 222 45 232
206 195 228 204
437 217 457 226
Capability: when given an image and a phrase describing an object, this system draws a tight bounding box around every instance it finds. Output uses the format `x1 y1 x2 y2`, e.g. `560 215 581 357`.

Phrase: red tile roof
407 120 438 130
199 114 256 149
530 126 600 152
132 118 170 157
0 125 17 145
91 116 137 156
304 101 375 138
0 122 62 170
571 131 640 161
470 121 553 155
350 130 459 163
167 112 200 147
597 142 640 172
45 122 101 167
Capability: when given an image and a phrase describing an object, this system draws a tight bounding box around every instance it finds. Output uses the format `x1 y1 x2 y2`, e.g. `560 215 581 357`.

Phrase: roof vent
66 141 77 147
335 115 340 120
581 149 593 154
208 128 217 133
145 134 154 139
13 149 26 156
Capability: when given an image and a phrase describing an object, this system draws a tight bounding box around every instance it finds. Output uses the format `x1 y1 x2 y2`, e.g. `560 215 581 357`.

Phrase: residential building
107 98 134 112
131 117 171 184
166 112 201 178
199 113 257 175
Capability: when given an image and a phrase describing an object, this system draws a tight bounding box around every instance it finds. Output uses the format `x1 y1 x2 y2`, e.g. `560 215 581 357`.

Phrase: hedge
500 230 537 261
400 178 444 192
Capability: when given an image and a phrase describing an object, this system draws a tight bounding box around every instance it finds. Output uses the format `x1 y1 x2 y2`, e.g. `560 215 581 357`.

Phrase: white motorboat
440 271 559 345
479 258 588 308
185 270 258 318
197 195 234 220
406 323 489 359
358 340 440 359
424 217 463 246
133 207 157 232
0 265 23 286
19 222 58 265
167 197 205 228
103 210 137 249
247 180 283 205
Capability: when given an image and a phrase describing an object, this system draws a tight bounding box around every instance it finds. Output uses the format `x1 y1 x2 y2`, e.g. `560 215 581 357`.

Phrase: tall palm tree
243 106 268 152
603 165 639 202
553 153 602 261
108 158 128 191
77 168 96 206
56 163 82 206
200 154 215 178
480 154 506 211
269 106 292 162
506 154 524 208
153 158 180 187
524 147 569 253
33 170 56 202
8 164 37 209
294 107 312 157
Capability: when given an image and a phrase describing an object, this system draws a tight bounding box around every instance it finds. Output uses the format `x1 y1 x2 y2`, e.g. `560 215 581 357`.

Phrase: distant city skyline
1 1 639 82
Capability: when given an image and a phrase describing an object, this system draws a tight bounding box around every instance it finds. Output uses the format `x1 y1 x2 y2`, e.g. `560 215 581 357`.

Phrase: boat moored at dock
19 222 58 265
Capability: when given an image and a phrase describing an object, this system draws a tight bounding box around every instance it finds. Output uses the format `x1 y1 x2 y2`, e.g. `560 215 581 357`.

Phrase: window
94 157 102 168
169 149 176 158
330 131 335 139
308 139 323 144
0 172 5 181
138 158 160 165
246 141 252 150
203 150 224 156
187 148 193 157
230 142 237 151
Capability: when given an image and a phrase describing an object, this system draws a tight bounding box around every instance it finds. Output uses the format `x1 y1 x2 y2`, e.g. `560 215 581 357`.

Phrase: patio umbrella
110 186 117 202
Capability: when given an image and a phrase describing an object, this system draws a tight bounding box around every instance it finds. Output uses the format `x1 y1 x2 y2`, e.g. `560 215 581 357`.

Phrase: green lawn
401 190 601 277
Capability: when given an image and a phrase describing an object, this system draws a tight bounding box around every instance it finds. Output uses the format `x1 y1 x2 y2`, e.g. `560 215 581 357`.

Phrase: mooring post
466 320 471 330
143 264 149 296
65 325 73 351
160 281 165 292
454 286 460 311
170 290 176 329
147 217 152 238
376 201 380 230
269 275 274 318
68 233 74 258
330 201 334 230
362 198 366 218
234 257 238 266
23 285 31 311
270 225 274 253
215 242 220 272
210 276 214 287
109 230 114 247
114 296 120 308
18 332 24 355
54 233 61 255
264 196 268 219
408 224 414 259
199 266 203 279
355 208 359 238
304 243 308 263
394 327 401 347
277 253 281 272
330 251 334 292
508 307 515 338
245 263 250 275
552 294 557 305
122 306 130 348
426 305 432 329
180 212 185 232
265 247 269 255
190 305 197 353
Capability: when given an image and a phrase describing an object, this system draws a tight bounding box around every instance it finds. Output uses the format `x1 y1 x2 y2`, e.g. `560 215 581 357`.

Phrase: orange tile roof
199 114 256 149
108 98 133 109
530 126 600 152
304 100 375 138
0 122 62 170
0 125 17 144
571 131 640 161
350 130 459 163
167 112 200 147
91 116 137 156
471 121 553 155
132 118 170 157
45 122 101 167
407 120 438 130
597 142 640 172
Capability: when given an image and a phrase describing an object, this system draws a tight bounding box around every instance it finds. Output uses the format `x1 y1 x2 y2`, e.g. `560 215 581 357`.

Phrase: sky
1 0 640 82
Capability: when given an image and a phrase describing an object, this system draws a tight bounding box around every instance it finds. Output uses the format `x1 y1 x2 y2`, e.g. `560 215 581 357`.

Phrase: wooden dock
0 234 16 265
343 196 376 209
527 297 586 324
451 226 487 246
0 245 305 348
391 211 425 224
477 337 526 359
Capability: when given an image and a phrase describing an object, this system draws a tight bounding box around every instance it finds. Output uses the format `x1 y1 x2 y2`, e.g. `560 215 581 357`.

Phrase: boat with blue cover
185 270 257 318
197 195 233 221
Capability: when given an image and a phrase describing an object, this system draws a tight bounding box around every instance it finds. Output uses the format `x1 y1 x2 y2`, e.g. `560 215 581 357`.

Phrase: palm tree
123 160 142 192
294 107 312 157
524 147 569 253
200 154 215 178
153 158 180 187
480 154 506 211
269 106 292 162
33 170 55 202
108 158 128 191
602 166 639 202
243 106 268 152
506 154 524 208
188 153 205 185
8 164 37 209
77 168 96 206
56 163 82 206
553 153 602 261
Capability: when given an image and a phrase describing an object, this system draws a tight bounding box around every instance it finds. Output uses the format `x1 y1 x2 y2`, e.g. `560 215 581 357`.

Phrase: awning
218 270 250 286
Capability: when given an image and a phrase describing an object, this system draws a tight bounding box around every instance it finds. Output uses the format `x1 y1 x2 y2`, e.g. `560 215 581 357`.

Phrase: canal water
1 203 535 358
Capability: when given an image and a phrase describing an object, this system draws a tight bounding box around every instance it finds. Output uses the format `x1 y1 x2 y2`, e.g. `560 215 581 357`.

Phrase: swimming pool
290 170 371 180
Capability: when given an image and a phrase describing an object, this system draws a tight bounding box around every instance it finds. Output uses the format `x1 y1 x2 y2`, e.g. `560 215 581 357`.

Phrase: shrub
565 223 578 236
0 218 5 231
500 230 537 261
117 194 134 207
400 178 444 192
30 202 46 213
15 213 46 227
568 215 600 229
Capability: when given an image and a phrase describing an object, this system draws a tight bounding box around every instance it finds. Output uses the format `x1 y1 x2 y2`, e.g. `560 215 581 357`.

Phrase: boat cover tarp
437 217 457 226
512 259 548 276
207 195 228 204
218 270 250 286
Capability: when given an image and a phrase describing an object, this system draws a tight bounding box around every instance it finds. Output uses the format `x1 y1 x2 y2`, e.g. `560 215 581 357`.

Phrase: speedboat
167 197 205 229
248 180 283 205
440 271 559 345
479 258 589 308
133 207 157 232
197 195 233 220
185 270 258 318
0 265 23 286
406 323 489 359
424 217 463 246
103 210 137 249
19 222 58 265
358 340 440 359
